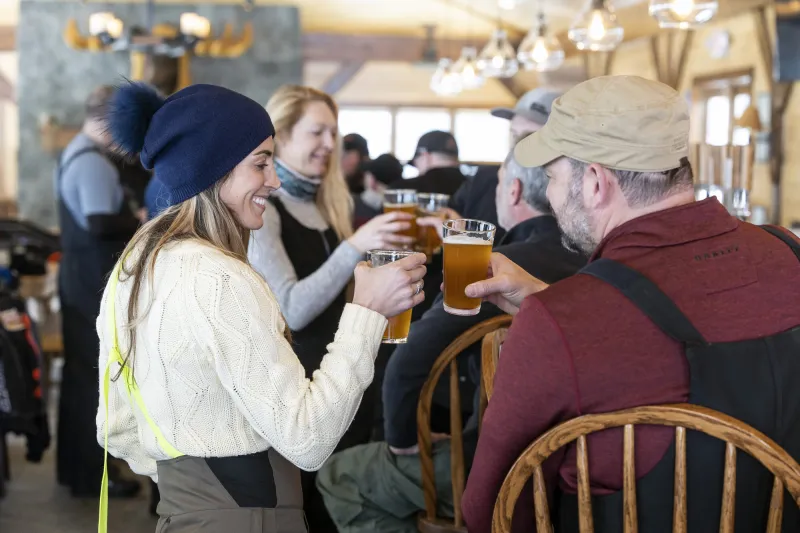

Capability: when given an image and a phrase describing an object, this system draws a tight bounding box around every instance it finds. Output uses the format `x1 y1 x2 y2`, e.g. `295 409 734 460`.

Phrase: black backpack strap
760 225 800 262
580 258 707 346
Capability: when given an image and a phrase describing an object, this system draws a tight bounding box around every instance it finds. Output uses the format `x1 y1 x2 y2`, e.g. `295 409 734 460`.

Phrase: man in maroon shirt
461 75 800 532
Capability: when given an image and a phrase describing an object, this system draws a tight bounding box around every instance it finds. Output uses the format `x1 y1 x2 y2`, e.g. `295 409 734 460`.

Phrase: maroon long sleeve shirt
462 199 800 532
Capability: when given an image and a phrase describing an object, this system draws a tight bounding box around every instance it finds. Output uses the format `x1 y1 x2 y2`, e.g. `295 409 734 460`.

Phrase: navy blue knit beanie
107 83 274 207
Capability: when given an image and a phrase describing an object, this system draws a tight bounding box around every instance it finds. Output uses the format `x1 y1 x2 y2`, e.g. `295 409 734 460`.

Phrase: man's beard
553 182 597 256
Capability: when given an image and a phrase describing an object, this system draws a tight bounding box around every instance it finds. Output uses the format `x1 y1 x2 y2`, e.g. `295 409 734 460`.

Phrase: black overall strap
580 258 707 345
760 225 800 262
57 146 102 181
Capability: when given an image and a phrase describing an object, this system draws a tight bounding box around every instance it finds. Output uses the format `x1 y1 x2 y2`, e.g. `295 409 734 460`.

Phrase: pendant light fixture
477 29 519 78
518 11 565 72
452 47 486 89
430 58 464 97
649 0 718 29
568 0 624 52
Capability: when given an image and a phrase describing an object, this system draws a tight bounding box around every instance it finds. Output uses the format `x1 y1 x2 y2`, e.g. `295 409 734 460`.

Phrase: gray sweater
248 190 362 331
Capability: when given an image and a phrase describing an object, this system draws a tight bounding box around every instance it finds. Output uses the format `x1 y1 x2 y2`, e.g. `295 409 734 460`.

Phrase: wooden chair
478 327 508 427
491 404 800 533
417 314 513 533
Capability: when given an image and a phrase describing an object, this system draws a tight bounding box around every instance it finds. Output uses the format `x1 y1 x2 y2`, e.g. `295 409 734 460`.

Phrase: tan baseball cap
514 75 690 172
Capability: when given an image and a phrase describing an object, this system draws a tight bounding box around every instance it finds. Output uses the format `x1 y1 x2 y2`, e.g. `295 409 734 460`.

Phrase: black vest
270 198 347 379
56 146 135 320
558 225 800 533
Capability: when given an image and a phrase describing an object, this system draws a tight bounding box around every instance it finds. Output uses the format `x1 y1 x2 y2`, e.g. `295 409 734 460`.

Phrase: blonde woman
248 86 411 531
96 82 427 533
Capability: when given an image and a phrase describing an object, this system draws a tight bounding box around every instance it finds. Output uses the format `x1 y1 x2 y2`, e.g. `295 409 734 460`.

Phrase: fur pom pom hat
107 83 275 207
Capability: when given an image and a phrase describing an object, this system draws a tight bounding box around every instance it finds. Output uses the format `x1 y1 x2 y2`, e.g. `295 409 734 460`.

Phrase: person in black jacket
353 153 404 229
450 89 562 243
387 130 465 195
316 150 586 533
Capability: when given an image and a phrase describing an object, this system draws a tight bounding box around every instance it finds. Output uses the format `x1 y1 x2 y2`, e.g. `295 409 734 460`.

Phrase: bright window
454 110 510 163
394 108 452 162
705 95 730 146
338 108 393 157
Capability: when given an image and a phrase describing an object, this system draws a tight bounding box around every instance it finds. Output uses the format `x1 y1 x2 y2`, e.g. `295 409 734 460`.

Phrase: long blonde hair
113 179 250 380
266 85 353 240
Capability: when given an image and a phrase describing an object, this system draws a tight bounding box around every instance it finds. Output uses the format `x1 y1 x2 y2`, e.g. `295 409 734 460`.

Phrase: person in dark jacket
387 130 465 195
353 153 404 228
342 133 370 194
315 150 586 533
55 85 143 498
450 88 562 243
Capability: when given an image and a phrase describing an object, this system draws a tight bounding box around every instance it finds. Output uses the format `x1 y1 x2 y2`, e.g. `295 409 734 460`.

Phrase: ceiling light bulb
568 0 624 52
430 58 463 97
477 29 519 78
649 0 718 29
517 19 565 73
452 47 485 90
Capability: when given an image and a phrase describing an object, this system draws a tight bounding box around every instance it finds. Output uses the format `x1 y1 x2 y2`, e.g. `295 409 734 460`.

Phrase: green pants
316 441 454 533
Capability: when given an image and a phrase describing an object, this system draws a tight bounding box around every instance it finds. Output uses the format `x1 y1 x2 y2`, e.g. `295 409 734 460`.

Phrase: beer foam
443 234 489 245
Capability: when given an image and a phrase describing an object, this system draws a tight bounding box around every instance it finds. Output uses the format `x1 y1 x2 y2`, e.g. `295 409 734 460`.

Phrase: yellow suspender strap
99 261 183 533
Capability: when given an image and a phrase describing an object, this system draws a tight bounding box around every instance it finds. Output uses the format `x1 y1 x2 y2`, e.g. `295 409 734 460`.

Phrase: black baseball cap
409 130 459 166
362 154 404 186
343 133 369 158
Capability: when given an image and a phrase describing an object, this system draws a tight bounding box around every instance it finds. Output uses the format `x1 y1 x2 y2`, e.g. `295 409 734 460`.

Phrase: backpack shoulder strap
580 258 707 346
760 225 800 262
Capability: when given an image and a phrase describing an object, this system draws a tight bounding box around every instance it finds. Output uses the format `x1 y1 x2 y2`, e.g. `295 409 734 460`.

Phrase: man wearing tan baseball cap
462 75 800 532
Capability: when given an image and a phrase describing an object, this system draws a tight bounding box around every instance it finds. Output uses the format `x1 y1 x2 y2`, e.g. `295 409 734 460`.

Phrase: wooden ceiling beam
0 26 15 52
322 60 365 95
303 33 480 62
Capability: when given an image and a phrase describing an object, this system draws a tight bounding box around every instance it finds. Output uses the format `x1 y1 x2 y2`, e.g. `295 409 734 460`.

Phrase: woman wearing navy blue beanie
94 82 427 533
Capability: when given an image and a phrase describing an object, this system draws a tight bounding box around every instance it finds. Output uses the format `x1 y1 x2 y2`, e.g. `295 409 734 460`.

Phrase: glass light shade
452 47 485 90
106 17 124 39
430 59 463 97
568 1 624 52
649 0 718 29
518 30 565 72
180 12 212 39
89 12 116 36
477 29 519 78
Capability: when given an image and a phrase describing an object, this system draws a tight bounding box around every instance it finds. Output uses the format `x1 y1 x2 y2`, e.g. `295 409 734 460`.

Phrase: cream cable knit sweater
95 239 386 481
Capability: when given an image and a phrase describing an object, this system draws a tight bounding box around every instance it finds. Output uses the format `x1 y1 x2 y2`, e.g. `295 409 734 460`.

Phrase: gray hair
504 152 551 214
567 158 693 208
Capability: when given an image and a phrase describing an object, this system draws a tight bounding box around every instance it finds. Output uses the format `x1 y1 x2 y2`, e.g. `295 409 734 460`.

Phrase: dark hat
410 130 458 166
108 82 274 208
362 154 403 186
491 88 561 125
343 133 370 157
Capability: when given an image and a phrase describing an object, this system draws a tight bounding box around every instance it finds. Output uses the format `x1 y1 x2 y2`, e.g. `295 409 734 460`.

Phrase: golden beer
383 189 418 248
442 220 496 316
383 309 412 344
416 193 450 259
367 249 418 343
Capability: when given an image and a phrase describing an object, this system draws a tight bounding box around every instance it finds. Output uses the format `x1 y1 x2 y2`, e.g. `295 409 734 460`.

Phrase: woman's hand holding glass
416 207 462 241
347 212 414 253
352 253 427 318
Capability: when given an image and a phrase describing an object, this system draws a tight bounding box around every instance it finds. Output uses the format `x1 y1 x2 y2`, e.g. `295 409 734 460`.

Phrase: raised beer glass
367 249 416 343
442 219 496 316
383 189 417 249
416 193 450 261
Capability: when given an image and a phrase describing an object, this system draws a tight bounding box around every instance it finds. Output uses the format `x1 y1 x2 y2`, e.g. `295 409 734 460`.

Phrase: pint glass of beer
383 189 417 249
367 249 416 343
442 219 495 316
416 193 450 260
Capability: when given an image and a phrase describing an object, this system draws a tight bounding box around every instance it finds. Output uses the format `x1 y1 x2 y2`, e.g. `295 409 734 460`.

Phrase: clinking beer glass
442 219 496 316
383 189 417 249
416 193 450 261
367 249 416 343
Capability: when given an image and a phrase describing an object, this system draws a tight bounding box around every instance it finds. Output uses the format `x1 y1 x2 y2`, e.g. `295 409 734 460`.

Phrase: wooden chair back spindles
417 315 512 533
491 404 800 533
479 328 507 429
